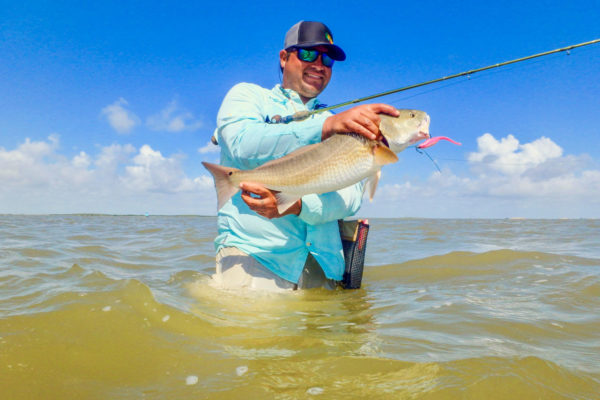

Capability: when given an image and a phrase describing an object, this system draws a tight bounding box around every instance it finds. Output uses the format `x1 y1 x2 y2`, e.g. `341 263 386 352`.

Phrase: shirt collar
273 84 322 111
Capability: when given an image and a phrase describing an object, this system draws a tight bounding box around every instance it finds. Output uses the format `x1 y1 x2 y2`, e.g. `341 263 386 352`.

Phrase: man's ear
279 50 288 70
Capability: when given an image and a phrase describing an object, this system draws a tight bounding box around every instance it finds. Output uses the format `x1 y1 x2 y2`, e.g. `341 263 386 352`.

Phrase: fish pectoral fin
373 144 399 166
364 170 381 201
274 192 301 214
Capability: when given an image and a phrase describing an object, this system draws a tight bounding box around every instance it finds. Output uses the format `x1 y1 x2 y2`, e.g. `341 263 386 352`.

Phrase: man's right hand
321 103 399 141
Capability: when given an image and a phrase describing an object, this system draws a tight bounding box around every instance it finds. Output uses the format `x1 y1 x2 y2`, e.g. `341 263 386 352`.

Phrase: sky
1 0 599 218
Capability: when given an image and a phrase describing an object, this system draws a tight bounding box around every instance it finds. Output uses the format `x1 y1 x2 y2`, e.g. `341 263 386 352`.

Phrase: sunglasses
293 48 335 68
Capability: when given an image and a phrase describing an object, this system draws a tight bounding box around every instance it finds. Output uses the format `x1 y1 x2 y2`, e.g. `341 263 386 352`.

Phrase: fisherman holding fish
208 21 408 291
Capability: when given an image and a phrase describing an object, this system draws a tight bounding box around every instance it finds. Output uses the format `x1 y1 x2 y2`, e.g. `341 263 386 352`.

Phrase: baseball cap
284 21 346 61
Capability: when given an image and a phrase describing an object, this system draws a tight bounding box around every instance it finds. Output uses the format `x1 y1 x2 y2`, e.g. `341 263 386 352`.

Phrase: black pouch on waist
338 219 370 289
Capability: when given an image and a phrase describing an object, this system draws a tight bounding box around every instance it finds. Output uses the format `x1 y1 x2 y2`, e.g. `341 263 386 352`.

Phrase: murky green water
1 215 598 399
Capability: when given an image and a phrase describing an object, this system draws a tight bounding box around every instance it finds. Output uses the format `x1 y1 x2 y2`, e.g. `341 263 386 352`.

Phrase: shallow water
1 215 599 399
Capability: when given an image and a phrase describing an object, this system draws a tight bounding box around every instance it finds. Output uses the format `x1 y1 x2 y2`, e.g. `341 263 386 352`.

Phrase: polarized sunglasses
294 48 335 68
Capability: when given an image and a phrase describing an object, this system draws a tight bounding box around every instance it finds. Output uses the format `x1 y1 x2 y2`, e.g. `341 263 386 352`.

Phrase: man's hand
321 103 399 141
240 182 301 219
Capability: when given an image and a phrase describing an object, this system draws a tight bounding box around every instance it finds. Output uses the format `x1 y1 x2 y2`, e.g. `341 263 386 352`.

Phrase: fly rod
310 38 600 116
212 38 599 144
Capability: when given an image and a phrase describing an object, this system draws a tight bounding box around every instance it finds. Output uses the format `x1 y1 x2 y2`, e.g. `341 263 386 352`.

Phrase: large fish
203 109 430 213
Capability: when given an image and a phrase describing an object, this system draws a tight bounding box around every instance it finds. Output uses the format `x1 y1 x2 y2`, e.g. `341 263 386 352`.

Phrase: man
211 21 398 291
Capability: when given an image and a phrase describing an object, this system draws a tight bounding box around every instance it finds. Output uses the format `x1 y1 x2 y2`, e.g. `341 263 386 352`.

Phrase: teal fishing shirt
213 83 364 284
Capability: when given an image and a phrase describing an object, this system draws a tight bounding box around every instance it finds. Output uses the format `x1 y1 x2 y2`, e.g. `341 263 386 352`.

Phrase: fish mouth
408 130 430 145
415 114 431 142
411 120 430 144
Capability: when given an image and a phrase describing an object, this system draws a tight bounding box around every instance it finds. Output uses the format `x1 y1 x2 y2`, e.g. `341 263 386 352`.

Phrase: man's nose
313 55 326 69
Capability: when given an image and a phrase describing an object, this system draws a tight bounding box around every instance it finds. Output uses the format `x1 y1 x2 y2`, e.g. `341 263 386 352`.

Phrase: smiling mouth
304 72 323 81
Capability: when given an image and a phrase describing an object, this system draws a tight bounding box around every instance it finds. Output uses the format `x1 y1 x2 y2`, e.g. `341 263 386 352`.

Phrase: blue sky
1 0 599 217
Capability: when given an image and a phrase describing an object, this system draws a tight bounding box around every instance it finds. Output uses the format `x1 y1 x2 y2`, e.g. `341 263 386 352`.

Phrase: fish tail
201 162 240 210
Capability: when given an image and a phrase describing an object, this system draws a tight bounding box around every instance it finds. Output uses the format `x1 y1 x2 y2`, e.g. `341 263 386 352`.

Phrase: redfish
203 109 430 212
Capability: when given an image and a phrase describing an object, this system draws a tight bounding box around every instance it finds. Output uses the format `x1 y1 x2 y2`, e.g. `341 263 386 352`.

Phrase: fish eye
410 112 415 118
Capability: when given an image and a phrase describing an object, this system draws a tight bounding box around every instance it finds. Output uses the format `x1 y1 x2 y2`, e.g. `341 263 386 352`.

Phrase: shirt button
306 242 311 247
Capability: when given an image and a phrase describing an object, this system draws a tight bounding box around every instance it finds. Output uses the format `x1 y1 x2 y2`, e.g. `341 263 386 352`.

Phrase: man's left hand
240 182 301 219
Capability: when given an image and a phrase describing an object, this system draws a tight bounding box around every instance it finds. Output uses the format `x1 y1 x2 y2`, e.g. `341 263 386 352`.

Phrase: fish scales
231 134 379 195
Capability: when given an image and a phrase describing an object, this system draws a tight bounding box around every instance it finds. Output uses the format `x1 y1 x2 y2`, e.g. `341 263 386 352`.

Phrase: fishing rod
309 38 600 117
212 38 599 144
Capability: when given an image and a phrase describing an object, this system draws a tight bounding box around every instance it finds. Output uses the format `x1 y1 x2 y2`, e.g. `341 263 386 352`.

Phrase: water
1 215 599 399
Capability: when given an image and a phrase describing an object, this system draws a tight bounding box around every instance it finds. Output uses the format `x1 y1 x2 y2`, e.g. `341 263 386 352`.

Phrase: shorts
212 247 338 292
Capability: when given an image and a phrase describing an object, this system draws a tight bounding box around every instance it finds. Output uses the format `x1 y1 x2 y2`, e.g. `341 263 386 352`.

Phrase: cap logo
325 32 333 44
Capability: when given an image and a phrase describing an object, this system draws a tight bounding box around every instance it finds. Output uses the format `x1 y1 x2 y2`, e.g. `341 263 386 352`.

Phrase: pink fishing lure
417 136 462 149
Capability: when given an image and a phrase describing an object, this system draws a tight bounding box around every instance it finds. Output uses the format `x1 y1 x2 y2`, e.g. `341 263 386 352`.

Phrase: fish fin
364 170 381 201
372 143 399 166
201 162 240 210
274 192 301 214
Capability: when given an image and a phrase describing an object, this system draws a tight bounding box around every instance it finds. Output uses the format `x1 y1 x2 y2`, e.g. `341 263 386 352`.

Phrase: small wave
136 228 164 234
16 247 62 258
368 249 599 282
240 355 599 399
66 234 95 241
71 245 111 255
434 356 600 399
179 254 214 264
576 276 600 297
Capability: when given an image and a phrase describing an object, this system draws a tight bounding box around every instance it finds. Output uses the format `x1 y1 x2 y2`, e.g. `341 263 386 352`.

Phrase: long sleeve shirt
213 82 364 284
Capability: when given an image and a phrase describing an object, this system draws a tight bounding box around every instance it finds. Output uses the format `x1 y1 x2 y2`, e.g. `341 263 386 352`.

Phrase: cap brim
322 44 346 61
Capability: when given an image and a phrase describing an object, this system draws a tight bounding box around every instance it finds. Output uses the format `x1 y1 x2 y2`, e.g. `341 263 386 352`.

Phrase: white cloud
121 145 202 193
0 135 60 185
0 136 215 215
101 98 140 134
468 133 563 176
146 100 203 133
464 134 597 199
198 140 220 154
95 143 137 170
72 151 91 169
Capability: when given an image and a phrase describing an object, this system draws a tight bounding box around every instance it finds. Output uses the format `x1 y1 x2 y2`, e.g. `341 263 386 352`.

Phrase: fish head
379 109 430 153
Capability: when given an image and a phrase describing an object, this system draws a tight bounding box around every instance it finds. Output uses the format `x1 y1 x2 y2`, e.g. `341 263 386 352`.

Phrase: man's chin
300 84 325 99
